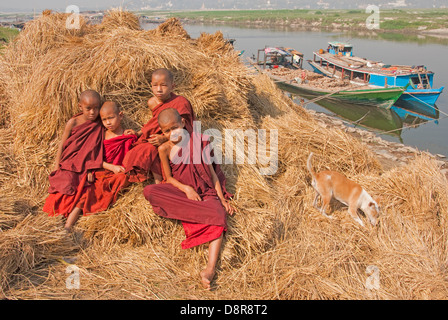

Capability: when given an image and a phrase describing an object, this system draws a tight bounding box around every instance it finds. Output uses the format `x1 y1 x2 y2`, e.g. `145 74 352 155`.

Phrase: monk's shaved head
152 68 174 82
79 89 101 104
100 101 120 115
158 108 182 126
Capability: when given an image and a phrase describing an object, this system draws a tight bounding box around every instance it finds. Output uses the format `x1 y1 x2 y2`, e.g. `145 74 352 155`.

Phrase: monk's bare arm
208 164 235 215
209 164 225 201
159 143 201 201
102 161 125 174
53 118 76 171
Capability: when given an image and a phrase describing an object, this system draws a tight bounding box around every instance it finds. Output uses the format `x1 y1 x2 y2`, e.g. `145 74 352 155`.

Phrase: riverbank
0 26 19 47
139 9 448 38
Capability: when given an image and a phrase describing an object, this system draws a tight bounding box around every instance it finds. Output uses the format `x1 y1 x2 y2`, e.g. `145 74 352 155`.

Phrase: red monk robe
78 133 138 215
143 132 232 249
43 115 104 217
122 93 195 182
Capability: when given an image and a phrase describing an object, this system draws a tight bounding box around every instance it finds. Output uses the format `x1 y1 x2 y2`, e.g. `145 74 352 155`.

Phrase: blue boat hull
308 60 444 108
395 86 444 108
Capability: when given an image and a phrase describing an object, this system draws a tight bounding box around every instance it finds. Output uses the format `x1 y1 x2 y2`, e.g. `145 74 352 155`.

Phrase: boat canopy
328 42 353 57
264 47 291 56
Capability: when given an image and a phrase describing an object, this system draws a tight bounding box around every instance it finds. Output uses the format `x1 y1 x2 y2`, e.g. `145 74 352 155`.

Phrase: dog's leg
348 206 364 227
313 191 320 209
320 193 334 220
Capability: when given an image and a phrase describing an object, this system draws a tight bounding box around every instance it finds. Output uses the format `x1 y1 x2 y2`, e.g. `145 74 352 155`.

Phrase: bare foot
200 269 215 290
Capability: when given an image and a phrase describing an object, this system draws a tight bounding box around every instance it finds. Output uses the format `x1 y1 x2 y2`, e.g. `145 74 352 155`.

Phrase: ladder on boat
416 71 431 89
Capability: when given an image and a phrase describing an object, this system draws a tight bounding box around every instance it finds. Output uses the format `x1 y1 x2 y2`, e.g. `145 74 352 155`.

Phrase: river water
143 23 448 156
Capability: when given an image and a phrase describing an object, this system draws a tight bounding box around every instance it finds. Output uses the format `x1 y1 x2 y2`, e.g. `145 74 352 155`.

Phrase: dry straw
0 9 447 300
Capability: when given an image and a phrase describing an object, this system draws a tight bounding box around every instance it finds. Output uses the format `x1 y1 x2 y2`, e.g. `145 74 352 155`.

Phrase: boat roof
283 47 304 57
314 51 433 76
328 41 353 48
264 47 304 57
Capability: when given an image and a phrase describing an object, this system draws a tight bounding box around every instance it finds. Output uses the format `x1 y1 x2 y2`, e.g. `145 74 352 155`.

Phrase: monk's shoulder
65 117 78 131
158 141 172 155
147 97 159 111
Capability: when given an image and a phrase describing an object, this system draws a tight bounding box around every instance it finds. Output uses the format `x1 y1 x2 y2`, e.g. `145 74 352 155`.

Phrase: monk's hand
123 129 136 136
111 165 125 174
184 186 202 201
148 134 167 147
221 199 235 215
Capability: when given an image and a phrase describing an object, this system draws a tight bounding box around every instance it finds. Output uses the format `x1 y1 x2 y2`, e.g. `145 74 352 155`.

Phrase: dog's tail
307 152 316 178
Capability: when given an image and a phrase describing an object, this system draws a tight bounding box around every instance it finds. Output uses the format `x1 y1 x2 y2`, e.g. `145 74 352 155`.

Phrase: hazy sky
0 0 441 12
0 0 126 11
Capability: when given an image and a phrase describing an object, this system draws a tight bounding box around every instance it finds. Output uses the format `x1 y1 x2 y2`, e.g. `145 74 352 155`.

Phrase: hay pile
1 9 448 299
267 68 351 89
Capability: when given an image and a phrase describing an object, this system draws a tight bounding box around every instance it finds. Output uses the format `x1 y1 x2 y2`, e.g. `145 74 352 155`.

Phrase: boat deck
315 52 433 77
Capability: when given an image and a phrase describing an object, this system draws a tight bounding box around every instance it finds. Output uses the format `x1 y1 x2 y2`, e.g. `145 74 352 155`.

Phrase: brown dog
307 152 379 226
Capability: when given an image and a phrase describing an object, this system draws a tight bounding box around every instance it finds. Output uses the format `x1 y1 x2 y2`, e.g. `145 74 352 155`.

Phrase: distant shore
137 8 448 38
175 18 448 39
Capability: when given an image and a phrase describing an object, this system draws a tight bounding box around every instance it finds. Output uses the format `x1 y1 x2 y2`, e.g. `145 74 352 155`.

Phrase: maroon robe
43 114 104 217
79 133 138 215
123 93 195 182
143 132 232 249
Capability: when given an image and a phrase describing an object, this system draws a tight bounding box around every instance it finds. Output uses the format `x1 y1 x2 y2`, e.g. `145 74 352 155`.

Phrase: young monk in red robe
122 68 196 184
43 90 104 230
143 108 235 290
75 101 138 216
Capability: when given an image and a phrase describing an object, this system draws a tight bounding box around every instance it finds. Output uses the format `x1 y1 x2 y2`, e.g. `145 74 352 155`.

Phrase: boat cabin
254 46 304 69
327 42 353 57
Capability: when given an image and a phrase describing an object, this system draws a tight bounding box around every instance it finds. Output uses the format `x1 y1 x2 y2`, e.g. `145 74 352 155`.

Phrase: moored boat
308 42 444 107
252 46 304 69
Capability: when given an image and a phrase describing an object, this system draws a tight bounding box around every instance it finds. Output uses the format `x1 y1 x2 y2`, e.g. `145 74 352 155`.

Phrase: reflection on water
286 91 440 144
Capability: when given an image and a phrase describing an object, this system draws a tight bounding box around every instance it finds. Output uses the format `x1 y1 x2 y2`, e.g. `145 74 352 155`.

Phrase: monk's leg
200 233 223 290
64 207 82 231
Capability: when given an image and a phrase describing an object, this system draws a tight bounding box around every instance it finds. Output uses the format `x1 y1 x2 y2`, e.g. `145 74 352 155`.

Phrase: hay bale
0 213 77 297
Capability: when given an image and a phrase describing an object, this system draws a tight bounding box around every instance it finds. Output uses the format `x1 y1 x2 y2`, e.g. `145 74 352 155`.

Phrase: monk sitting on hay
144 108 235 289
75 101 138 217
122 68 196 184
44 96 137 231
43 90 104 230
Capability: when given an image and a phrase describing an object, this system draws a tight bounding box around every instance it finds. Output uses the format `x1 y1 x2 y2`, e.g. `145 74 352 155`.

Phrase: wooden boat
251 47 405 109
274 75 404 109
252 46 304 70
308 42 444 107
